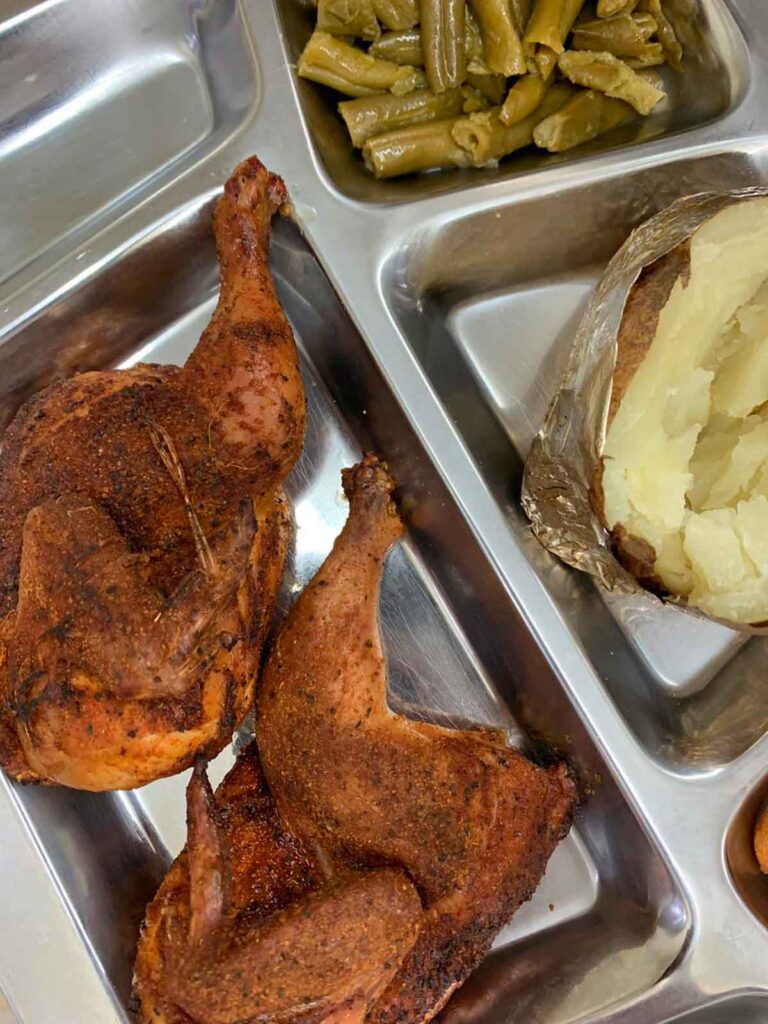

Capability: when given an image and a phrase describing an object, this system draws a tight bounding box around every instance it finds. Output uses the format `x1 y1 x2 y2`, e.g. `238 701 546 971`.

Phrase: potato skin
592 240 692 586
608 240 691 427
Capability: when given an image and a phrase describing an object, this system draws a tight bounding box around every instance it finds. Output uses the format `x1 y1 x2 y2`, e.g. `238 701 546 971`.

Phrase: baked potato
598 198 768 625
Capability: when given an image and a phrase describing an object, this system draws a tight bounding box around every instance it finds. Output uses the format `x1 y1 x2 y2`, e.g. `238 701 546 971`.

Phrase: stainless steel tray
0 1 766 1022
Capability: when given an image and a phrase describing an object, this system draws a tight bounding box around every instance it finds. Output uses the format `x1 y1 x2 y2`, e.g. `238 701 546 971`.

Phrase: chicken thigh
0 157 305 790
257 456 576 1024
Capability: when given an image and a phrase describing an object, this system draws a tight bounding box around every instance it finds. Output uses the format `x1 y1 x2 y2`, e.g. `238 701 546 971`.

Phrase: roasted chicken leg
0 157 305 790
134 746 423 1024
257 456 576 1024
136 457 575 1024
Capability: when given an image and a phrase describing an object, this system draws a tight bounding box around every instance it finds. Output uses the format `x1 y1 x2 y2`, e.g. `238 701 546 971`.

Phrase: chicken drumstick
0 157 304 790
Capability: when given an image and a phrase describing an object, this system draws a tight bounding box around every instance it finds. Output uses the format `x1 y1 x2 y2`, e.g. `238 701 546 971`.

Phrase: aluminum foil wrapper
522 187 768 633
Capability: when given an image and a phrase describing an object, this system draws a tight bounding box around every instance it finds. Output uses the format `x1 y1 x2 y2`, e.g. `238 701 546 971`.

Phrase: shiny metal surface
0 1 767 1022
0 0 256 287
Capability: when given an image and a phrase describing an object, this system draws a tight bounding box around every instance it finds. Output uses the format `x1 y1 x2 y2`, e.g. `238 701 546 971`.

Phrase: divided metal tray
0 1 767 1022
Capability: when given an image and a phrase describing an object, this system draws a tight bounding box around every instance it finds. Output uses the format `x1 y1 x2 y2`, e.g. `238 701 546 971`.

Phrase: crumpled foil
521 187 768 633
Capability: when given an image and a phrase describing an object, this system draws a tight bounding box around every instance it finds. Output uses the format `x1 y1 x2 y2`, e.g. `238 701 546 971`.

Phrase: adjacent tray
0 1 767 1022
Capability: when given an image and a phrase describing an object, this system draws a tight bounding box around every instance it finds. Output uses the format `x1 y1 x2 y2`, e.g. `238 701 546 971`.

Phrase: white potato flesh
603 198 768 623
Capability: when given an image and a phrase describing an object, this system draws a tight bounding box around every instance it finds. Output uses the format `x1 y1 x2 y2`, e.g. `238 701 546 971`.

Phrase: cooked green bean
559 0 587 36
466 70 508 103
533 87 633 150
466 7 483 60
363 116 473 176
572 12 657 56
524 0 568 52
317 0 380 39
626 42 664 66
509 0 532 34
464 7 489 68
369 28 423 64
422 0 467 92
461 84 490 111
299 31 424 96
368 18 500 71
339 87 463 145
500 72 551 125
467 0 526 75
557 49 665 114
596 0 639 14
452 81 573 162
638 0 682 67
526 0 584 77
374 0 420 29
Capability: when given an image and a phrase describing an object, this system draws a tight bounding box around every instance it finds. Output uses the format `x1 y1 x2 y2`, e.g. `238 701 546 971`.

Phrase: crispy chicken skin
133 746 423 1024
257 456 576 1024
0 157 305 790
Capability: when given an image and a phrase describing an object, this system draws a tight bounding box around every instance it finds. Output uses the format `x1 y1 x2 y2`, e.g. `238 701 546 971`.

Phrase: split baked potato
598 198 768 625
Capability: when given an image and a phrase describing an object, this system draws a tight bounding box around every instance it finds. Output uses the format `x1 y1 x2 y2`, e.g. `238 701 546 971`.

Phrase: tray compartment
0 0 257 288
276 0 748 203
0 202 687 1024
382 147 768 770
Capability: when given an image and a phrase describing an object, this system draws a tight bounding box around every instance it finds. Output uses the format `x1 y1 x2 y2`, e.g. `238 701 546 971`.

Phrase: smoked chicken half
0 156 305 790
136 456 576 1024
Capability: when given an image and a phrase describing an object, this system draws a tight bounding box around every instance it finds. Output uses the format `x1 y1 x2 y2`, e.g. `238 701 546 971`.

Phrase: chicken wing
133 746 423 1024
257 455 576 1024
0 157 305 790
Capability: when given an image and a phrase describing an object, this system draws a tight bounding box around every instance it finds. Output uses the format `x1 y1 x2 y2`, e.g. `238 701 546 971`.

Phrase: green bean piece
524 0 567 52
368 19 497 71
317 0 380 40
370 28 424 64
531 45 557 77
572 12 658 57
533 87 634 150
299 31 424 96
464 7 489 68
461 83 491 111
509 0 532 34
499 72 551 125
466 7 483 63
466 70 508 102
638 0 682 67
451 81 573 162
363 116 473 176
422 0 467 93
559 0 587 35
339 87 464 145
626 42 664 67
467 0 526 75
374 0 420 28
526 0 584 76
557 49 665 114
596 0 639 14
